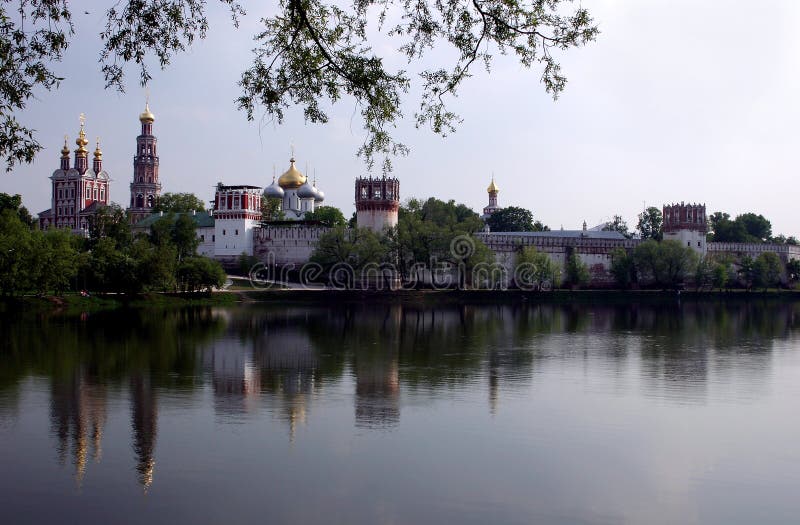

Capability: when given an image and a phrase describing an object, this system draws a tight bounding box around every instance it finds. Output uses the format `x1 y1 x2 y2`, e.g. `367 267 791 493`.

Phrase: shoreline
3 288 800 313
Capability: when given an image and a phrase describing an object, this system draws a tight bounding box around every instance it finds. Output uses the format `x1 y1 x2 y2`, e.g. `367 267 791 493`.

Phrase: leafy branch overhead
1 0 598 172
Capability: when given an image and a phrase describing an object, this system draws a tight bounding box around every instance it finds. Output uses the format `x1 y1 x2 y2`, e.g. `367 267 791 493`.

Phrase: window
212 235 215 242
235 229 239 235
361 186 368 198
698 241 701 247
687 241 691 247
374 188 381 199
223 229 226 235
200 235 205 242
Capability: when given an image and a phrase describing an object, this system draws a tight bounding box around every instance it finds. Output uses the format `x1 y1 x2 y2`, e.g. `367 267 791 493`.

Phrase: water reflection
1 299 799 496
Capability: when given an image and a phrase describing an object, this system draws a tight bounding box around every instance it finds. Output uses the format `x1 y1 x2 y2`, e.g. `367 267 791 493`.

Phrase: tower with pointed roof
38 115 110 232
127 103 162 224
482 176 501 220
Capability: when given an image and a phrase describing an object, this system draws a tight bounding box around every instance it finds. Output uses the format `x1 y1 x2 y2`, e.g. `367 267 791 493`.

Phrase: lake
1 299 800 524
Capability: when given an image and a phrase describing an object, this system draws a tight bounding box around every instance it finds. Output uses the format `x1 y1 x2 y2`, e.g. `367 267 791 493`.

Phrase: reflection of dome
487 177 499 194
277 157 306 189
297 180 316 199
313 181 324 203
264 177 284 198
139 103 155 123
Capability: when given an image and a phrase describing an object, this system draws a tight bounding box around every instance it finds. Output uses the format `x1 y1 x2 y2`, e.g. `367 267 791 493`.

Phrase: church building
38 115 110 232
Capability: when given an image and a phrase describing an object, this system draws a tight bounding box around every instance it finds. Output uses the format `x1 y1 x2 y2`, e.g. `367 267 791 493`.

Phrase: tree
304 206 347 228
752 252 782 290
261 198 285 222
564 252 589 288
486 206 546 232
786 259 800 284
0 193 33 227
177 256 226 292
514 246 559 290
87 204 131 250
636 207 662 241
709 211 772 243
152 192 206 213
602 215 631 239
736 213 771 242
609 247 635 289
311 227 389 271
633 239 697 289
2 1 597 171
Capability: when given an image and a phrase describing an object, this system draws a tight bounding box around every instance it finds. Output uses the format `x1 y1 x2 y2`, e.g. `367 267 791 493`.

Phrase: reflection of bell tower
130 374 158 491
128 103 162 224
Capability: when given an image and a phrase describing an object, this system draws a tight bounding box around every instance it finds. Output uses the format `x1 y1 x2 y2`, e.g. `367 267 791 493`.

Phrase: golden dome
487 177 499 194
277 157 307 189
75 126 89 156
139 103 155 123
61 136 70 157
94 138 102 159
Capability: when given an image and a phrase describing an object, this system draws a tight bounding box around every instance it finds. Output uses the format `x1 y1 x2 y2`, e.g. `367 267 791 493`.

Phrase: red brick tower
128 103 162 224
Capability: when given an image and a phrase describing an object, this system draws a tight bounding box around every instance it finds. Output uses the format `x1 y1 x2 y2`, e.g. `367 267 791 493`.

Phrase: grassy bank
3 287 800 314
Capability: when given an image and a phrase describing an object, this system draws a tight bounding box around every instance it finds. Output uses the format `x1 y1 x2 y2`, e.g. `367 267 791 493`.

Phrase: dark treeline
0 193 225 296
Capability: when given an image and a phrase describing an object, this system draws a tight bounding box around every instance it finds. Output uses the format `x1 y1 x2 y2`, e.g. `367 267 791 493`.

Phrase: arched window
146 195 154 208
136 194 144 208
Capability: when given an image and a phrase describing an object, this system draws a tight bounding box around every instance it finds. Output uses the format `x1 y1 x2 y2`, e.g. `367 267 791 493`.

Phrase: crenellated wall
253 225 331 265
708 242 800 263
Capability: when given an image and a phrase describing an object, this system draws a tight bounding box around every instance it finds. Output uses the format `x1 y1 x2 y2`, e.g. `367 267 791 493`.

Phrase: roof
482 230 627 240
133 211 215 229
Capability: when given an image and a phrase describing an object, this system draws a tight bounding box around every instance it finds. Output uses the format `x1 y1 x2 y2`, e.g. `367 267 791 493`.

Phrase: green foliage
88 204 131 250
0 194 212 295
394 197 486 283
710 255 734 291
609 247 635 289
177 256 227 292
311 227 389 270
565 253 590 288
709 211 773 243
694 256 713 291
636 207 663 241
602 215 632 239
787 259 800 283
2 1 596 172
152 192 206 213
752 252 783 290
238 252 259 277
486 206 547 232
514 246 560 290
633 239 698 289
261 197 285 222
0 193 33 226
304 205 347 228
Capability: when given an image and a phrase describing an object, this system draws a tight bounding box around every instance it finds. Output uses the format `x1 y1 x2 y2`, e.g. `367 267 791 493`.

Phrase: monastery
37 106 800 286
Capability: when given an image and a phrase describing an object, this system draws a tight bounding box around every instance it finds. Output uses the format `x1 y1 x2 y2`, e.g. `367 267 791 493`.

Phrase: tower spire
74 113 89 174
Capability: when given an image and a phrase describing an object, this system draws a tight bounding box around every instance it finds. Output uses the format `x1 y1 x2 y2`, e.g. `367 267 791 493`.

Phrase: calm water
1 300 800 524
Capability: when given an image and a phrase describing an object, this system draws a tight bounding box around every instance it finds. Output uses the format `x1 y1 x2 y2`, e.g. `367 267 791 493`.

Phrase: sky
4 0 800 237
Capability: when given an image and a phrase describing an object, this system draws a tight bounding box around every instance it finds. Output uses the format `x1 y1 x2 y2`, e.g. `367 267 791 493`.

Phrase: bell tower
128 103 162 224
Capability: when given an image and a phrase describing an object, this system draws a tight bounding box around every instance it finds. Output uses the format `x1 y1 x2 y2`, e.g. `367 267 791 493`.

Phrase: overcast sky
5 0 800 237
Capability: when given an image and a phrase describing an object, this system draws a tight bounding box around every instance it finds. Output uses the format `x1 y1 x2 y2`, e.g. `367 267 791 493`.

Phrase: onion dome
264 176 285 198
75 124 89 156
487 176 499 194
139 102 155 123
313 180 324 203
277 157 307 189
93 138 103 160
60 136 70 158
297 179 316 199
